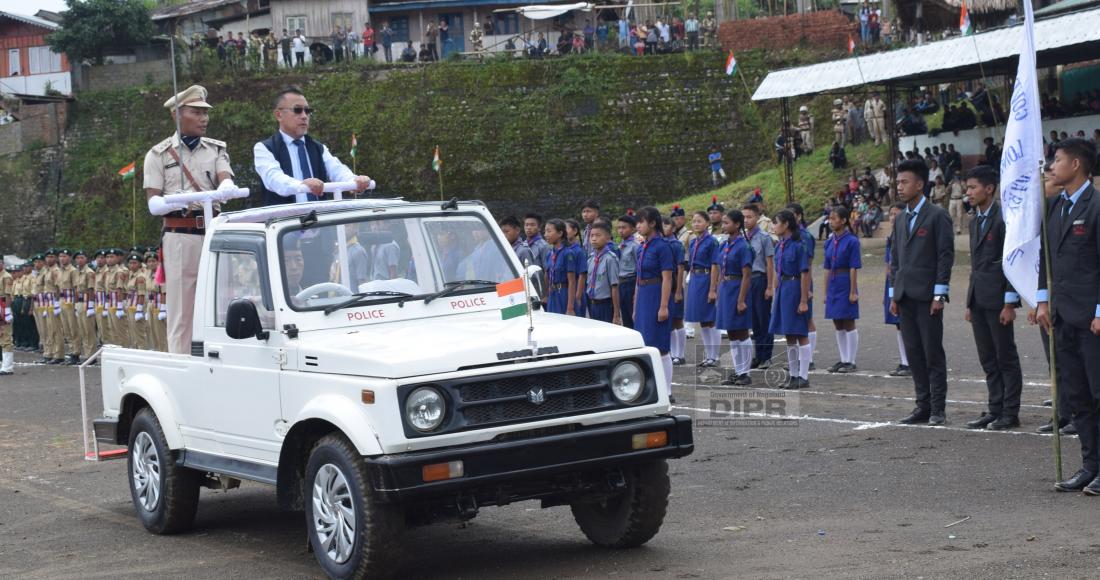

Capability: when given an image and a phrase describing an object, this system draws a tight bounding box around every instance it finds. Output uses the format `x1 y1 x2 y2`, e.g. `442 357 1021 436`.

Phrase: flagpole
131 162 136 246
1039 161 1063 481
438 165 445 201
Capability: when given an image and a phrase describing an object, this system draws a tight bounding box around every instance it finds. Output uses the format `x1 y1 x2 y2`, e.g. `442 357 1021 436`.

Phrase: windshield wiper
422 280 497 305
323 291 415 315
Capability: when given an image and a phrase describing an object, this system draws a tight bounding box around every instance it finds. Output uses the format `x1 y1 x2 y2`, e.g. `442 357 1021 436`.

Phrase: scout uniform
618 234 640 329
634 234 675 355
585 244 620 324
824 229 863 372
144 85 233 354
125 254 150 350
747 226 776 365
717 232 754 385
57 249 81 364
0 265 14 375
544 243 573 315
769 233 811 387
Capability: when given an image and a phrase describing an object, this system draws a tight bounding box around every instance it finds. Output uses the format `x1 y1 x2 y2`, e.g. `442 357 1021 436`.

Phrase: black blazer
258 132 331 207
890 198 955 303
967 202 1016 309
1038 184 1100 329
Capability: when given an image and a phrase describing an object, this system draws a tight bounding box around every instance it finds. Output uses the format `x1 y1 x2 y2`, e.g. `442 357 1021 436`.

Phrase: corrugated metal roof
370 0 537 13
752 7 1100 101
0 10 60 30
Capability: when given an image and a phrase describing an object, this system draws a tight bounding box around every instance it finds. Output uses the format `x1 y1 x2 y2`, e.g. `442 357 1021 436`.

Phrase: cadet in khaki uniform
108 249 130 347
75 250 99 360
145 251 168 352
144 85 236 354
41 248 64 364
10 265 26 351
124 253 150 350
57 248 80 364
93 250 110 348
21 260 39 351
31 254 47 356
1 264 14 375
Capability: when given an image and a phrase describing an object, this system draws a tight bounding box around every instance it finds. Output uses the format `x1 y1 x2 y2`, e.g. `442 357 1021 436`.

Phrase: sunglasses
279 106 316 116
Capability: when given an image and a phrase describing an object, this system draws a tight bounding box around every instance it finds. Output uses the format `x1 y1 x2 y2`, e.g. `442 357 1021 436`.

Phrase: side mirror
225 299 267 340
525 264 545 303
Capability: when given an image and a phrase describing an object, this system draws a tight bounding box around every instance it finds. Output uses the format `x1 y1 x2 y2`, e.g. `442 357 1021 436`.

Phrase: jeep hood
295 310 644 378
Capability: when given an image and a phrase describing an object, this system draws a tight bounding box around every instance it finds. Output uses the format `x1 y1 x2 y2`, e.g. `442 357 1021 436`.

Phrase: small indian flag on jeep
496 277 527 320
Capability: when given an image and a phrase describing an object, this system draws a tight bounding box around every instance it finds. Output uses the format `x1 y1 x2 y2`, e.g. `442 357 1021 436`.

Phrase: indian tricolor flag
496 277 527 320
118 161 135 180
847 34 856 55
724 51 737 76
959 0 973 36
432 145 442 172
349 133 358 159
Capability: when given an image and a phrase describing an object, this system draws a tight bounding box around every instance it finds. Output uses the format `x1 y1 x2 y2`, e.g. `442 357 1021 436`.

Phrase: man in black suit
962 165 1023 430
889 159 956 425
1036 138 1100 495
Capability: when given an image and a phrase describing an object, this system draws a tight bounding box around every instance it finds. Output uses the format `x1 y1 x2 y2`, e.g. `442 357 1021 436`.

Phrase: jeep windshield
280 212 516 310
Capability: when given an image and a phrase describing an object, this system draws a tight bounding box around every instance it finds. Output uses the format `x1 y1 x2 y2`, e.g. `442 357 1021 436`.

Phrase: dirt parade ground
2 245 1100 580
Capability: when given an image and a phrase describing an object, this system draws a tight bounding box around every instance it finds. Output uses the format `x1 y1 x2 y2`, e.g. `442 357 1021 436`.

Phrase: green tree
47 0 156 65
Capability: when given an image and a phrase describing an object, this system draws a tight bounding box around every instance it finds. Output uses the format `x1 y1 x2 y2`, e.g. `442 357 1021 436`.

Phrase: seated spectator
930 175 948 208
982 137 1001 167
829 141 847 169
418 44 432 61
861 200 882 237
900 109 927 136
914 93 939 115
955 105 977 130
928 159 943 190
400 42 416 62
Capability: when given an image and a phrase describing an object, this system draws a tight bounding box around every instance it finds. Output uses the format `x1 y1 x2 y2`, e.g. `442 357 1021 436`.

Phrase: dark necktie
1063 197 1072 218
293 139 318 201
977 214 987 235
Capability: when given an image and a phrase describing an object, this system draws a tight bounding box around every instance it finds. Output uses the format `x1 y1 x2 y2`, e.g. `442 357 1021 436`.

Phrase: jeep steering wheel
296 283 352 302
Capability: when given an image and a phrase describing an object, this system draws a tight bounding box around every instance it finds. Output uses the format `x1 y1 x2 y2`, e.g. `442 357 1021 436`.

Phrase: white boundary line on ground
671 381 1051 410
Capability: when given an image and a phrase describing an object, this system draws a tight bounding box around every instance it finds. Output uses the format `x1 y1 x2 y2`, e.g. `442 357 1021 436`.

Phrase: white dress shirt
253 130 357 203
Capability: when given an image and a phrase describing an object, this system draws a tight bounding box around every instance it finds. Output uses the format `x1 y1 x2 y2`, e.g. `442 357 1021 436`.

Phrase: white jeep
93 198 694 579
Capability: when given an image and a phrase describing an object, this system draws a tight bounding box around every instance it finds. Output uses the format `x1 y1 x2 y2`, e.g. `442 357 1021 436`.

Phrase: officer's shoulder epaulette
150 137 174 154
201 137 227 149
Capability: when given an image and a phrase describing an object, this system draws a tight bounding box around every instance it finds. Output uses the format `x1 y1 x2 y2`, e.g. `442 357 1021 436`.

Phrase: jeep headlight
610 361 645 404
405 387 446 432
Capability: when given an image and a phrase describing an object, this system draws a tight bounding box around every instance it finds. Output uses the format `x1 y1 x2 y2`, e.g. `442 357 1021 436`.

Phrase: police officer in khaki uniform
40 248 63 364
144 85 237 354
57 248 81 364
0 264 14 375
75 250 99 361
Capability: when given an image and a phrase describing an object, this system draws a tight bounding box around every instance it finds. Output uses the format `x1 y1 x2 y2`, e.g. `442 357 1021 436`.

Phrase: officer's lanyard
691 232 711 269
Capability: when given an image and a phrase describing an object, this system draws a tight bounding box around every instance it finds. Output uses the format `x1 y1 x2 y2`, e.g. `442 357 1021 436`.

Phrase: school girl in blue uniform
685 211 721 367
634 206 675 397
768 210 812 389
716 209 754 386
663 218 687 365
822 205 863 373
883 203 911 376
788 203 818 371
565 219 588 318
543 219 577 315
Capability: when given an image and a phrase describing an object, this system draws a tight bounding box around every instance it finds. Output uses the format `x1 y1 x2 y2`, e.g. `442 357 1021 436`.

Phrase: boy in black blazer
1036 138 1100 495
962 165 1023 430
889 159 956 425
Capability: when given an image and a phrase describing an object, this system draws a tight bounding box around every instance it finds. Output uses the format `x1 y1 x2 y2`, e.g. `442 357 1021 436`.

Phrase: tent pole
781 97 794 206
886 84 898 202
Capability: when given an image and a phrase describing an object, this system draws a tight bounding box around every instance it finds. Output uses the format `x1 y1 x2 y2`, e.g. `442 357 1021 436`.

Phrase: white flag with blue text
999 0 1044 307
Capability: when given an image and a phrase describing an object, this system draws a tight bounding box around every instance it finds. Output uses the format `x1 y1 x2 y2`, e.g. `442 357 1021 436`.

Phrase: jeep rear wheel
127 408 200 534
304 434 403 579
570 459 671 548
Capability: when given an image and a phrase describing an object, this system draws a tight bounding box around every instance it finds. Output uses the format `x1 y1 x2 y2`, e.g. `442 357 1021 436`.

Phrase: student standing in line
617 213 641 329
742 203 776 367
663 217 688 365
787 203 818 370
543 219 576 315
565 219 588 318
633 207 675 397
883 203 912 376
685 211 721 366
717 209 754 386
769 210 812 389
586 223 621 324
823 205 862 373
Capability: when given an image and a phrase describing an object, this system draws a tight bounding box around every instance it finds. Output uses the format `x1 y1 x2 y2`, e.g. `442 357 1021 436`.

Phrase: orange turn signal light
361 390 375 404
631 431 668 450
422 460 465 482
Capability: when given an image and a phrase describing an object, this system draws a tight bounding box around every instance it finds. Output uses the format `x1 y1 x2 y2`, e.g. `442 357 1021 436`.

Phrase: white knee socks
798 344 812 379
786 346 798 378
707 327 721 360
661 353 673 396
896 330 908 366
808 331 817 364
701 326 716 361
835 330 849 363
847 329 859 365
734 339 752 375
672 328 686 359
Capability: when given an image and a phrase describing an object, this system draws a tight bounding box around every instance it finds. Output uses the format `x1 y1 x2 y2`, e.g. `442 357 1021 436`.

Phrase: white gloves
157 311 167 321
116 309 126 319
4 307 11 323
86 307 95 318
135 312 144 322
213 179 243 202
101 308 109 318
148 195 188 216
53 302 61 316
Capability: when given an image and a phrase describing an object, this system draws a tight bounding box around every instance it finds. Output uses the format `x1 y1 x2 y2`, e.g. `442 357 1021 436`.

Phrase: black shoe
720 372 738 386
750 359 761 370
46 358 62 365
899 409 930 424
929 413 946 426
758 358 773 369
1063 422 1078 435
35 358 51 364
966 413 998 430
798 377 810 389
1036 420 1070 433
1083 477 1100 496
1055 469 1097 492
889 365 912 377
668 395 677 405
808 362 816 371
837 363 858 373
671 357 686 366
827 361 845 373
989 416 1020 430
733 373 753 386
0 370 12 376
1042 399 1052 407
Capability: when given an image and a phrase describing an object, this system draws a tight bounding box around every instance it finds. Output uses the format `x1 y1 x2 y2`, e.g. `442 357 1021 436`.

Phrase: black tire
570 460 671 548
304 433 403 580
127 407 200 534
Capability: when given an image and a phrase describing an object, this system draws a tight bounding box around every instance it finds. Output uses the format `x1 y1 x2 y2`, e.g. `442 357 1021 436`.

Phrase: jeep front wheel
304 434 402 579
127 408 200 534
570 459 671 548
